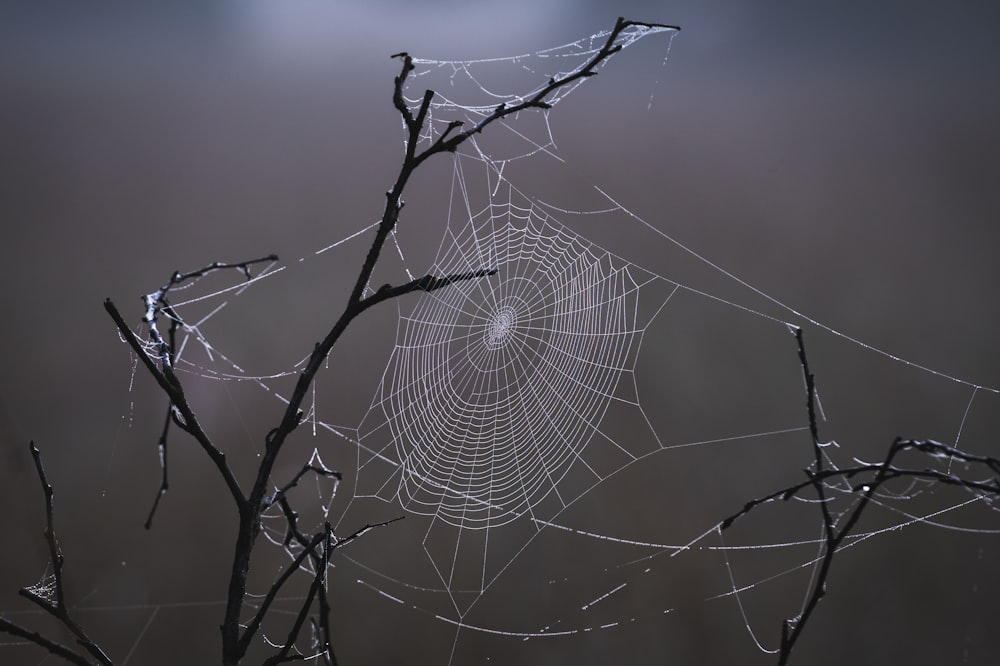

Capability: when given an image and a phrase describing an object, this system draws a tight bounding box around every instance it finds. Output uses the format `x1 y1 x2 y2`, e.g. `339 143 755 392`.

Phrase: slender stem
720 328 1000 664
144 407 173 529
3 443 116 665
0 618 94 666
104 299 246 510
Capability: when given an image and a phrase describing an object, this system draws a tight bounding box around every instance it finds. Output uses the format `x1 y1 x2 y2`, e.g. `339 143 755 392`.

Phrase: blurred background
2 1 999 664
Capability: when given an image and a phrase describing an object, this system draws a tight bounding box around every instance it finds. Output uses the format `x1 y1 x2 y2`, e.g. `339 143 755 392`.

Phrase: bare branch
142 255 278 368
0 618 95 666
144 407 173 529
390 52 417 128
104 298 245 510
720 330 1000 665
415 18 680 163
792 325 836 541
266 460 342 514
332 516 406 550
30 441 64 610
268 461 341 549
0 443 115 666
261 525 334 666
363 268 498 309
238 531 326 657
310 616 335 666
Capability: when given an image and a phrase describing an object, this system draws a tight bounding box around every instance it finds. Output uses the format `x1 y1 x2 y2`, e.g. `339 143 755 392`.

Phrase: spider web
306 27 997 659
358 189 664 531
352 171 674 610
6 20 997 666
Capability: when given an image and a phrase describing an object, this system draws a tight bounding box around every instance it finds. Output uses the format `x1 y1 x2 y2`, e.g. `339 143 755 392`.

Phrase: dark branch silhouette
0 443 114 666
720 327 1000 664
138 255 279 528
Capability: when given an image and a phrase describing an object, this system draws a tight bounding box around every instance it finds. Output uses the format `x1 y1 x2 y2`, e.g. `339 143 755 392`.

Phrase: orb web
357 184 666 531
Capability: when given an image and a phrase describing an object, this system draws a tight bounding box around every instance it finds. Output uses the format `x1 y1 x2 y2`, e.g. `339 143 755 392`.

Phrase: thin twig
332 516 406 550
104 298 245 511
262 525 334 666
270 462 343 506
0 443 115 665
720 330 1000 665
267 460 342 547
0 618 94 666
144 407 173 529
408 18 681 164
239 532 326 657
142 255 278 367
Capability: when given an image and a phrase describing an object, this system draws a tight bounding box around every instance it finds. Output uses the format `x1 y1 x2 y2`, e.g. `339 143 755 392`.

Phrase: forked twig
0 443 114 665
720 327 1000 664
392 18 680 166
141 255 279 368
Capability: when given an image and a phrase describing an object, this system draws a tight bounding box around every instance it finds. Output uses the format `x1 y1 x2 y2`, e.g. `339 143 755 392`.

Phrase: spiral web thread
356 180 669 531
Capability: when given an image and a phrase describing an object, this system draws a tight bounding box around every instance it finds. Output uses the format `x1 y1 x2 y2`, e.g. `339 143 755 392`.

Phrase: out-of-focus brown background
2 2 999 664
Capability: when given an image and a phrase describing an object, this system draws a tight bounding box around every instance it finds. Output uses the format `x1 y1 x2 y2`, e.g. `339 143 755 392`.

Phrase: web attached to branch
329 29 997 660
403 20 679 165
357 180 667 531
348 170 682 611
10 20 996 666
